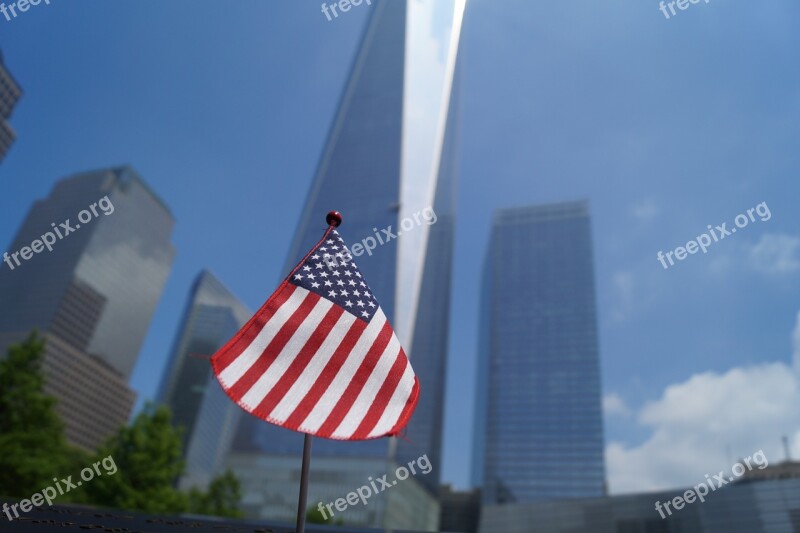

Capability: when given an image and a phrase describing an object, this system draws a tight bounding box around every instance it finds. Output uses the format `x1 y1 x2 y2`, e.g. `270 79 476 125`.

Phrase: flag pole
295 433 313 533
295 211 343 533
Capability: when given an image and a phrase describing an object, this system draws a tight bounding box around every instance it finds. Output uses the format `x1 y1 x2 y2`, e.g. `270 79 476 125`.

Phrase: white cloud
606 313 800 494
610 271 635 322
794 311 800 379
630 198 658 222
603 393 631 418
702 233 800 278
747 233 800 275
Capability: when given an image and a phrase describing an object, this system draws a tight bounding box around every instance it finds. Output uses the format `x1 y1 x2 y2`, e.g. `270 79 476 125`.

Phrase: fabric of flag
211 226 420 441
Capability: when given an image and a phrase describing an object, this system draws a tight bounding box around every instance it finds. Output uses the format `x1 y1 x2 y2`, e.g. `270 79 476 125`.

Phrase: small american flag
211 225 419 441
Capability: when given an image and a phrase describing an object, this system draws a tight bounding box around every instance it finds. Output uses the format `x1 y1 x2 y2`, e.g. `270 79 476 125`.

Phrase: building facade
439 485 480 533
479 473 800 533
157 271 252 490
0 49 22 163
0 166 175 449
226 0 465 529
473 201 606 504
0 331 136 451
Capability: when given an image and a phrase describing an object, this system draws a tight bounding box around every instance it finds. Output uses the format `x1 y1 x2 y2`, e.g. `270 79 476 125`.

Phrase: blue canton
289 229 379 322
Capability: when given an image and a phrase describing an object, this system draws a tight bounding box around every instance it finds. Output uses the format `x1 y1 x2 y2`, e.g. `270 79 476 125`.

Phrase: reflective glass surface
0 166 175 380
477 201 606 504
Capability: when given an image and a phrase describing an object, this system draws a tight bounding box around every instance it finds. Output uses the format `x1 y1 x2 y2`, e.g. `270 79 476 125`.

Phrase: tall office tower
0 166 175 449
227 1 464 530
0 49 22 163
158 271 251 490
473 201 606 505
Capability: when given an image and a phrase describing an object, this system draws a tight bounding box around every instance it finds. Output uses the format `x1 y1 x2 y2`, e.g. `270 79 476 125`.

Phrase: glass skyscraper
227 1 464 529
0 166 175 449
0 49 21 164
474 201 606 504
158 271 252 490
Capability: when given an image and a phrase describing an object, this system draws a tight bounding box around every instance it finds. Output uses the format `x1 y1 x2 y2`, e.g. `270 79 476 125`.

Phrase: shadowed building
0 49 21 164
158 271 251 491
439 485 480 533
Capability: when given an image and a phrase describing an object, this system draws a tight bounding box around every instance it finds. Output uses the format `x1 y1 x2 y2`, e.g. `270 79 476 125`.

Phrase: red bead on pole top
326 211 343 227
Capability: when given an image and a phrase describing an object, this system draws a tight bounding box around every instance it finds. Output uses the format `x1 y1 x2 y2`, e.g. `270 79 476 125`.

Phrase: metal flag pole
295 433 313 533
295 211 343 533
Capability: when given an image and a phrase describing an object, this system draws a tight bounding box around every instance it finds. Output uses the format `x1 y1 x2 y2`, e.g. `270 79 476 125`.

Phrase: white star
307 273 316 280
359 281 366 287
294 274 303 280
367 301 376 308
361 310 369 318
336 280 345 286
345 300 353 307
320 271 329 278
365 292 371 298
330 245 339 250
303 265 311 271
348 280 356 286
328 290 337 298
320 246 327 251
353 290 361 297
327 239 335 244
315 262 324 269
311 254 320 260
344 270 353 277
311 282 320 288
333 270 341 277
341 289 349 297
324 280 332 287
355 272 362 278
357 300 365 307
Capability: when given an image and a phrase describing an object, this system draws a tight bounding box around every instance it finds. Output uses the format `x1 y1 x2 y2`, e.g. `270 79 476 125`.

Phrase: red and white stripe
211 283 419 441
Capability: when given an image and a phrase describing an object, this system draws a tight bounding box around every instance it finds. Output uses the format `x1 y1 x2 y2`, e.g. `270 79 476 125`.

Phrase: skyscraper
226 1 464 529
0 166 175 449
0 49 22 163
473 201 606 504
158 271 252 490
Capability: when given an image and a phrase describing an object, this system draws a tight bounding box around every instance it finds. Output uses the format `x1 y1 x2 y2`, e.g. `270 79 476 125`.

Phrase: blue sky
2 0 799 493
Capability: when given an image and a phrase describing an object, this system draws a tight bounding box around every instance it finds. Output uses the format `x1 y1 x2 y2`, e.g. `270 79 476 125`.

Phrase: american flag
211 226 420 441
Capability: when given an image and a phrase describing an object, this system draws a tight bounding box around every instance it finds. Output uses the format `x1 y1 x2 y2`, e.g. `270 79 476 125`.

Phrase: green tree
187 470 243 518
0 332 86 497
83 403 188 514
0 333 243 519
306 506 344 526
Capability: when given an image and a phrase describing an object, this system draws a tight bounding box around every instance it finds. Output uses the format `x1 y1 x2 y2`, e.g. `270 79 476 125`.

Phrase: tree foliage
0 332 88 497
82 404 188 513
188 470 243 518
83 404 243 518
0 331 243 519
306 506 344 525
